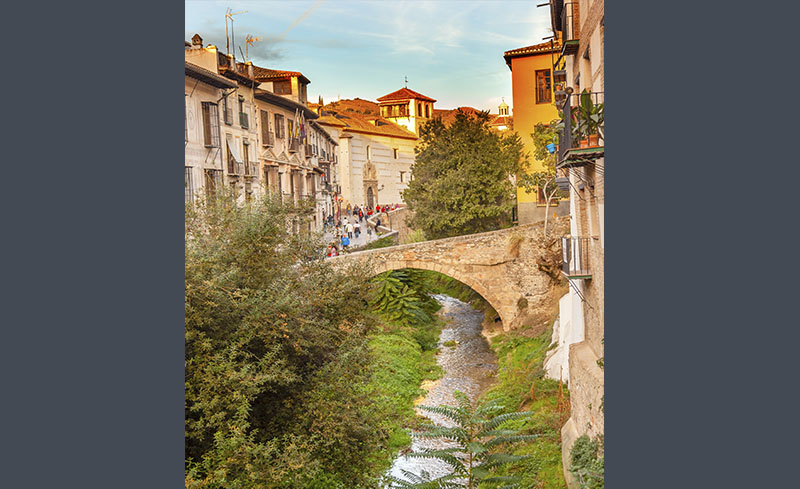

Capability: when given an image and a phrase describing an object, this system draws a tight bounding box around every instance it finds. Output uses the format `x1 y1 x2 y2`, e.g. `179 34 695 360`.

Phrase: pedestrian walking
340 234 350 251
354 221 361 238
375 217 381 234
346 222 354 239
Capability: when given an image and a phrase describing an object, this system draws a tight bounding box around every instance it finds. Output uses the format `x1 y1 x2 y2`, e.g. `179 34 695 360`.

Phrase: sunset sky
185 0 554 112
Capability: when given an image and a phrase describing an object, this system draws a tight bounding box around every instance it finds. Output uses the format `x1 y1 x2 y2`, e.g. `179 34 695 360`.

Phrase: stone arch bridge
332 218 568 331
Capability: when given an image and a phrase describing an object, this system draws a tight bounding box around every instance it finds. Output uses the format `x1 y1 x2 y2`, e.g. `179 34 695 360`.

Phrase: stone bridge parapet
332 217 569 331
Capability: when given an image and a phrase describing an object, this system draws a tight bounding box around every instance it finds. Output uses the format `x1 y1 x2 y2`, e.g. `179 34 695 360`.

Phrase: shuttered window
201 102 220 147
261 110 270 142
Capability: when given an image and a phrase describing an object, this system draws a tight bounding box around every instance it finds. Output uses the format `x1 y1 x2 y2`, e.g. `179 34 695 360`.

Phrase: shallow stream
385 294 498 483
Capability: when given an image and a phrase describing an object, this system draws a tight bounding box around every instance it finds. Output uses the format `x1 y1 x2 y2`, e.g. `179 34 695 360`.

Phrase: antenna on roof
245 34 261 61
404 76 408 88
225 8 248 61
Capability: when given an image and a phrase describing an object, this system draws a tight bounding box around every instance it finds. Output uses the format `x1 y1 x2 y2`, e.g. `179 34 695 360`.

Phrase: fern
389 391 535 489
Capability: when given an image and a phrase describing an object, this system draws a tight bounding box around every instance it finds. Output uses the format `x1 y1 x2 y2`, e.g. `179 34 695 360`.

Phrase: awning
226 135 242 163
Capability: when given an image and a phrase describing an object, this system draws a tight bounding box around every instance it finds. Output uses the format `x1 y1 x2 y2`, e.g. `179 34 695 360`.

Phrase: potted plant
576 90 604 148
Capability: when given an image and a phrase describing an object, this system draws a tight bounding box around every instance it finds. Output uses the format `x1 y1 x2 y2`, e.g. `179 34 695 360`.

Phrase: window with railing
226 141 240 175
260 110 273 146
204 169 223 198
185 166 193 202
223 96 232 125
274 113 284 139
238 97 248 129
561 236 592 278
201 102 220 148
243 140 253 175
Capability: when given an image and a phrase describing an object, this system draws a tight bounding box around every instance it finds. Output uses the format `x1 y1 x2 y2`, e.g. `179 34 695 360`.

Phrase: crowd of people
323 203 401 257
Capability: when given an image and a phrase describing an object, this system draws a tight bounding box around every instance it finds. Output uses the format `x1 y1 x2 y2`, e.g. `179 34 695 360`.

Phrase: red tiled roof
490 115 512 126
503 40 560 58
316 104 418 140
377 87 436 103
504 41 560 70
252 65 306 81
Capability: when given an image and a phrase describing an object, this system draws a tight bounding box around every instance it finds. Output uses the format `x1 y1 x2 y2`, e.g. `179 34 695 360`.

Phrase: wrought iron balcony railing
561 236 592 279
557 91 604 167
560 2 579 55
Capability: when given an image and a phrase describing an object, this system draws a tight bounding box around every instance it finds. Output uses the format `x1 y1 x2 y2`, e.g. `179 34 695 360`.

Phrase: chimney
191 34 203 47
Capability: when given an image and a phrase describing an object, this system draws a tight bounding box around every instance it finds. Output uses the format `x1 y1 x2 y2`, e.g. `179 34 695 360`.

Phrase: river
385 294 498 484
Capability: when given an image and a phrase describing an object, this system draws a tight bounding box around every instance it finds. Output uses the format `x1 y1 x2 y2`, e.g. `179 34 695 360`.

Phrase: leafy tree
387 391 538 489
185 192 389 488
403 111 525 240
517 120 568 238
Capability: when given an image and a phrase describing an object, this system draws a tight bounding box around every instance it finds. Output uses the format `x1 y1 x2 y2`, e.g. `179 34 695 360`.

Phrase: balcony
262 131 274 147
561 236 592 279
305 143 313 158
244 161 258 178
560 2 579 56
557 91 604 169
227 160 243 176
288 138 300 153
239 112 249 129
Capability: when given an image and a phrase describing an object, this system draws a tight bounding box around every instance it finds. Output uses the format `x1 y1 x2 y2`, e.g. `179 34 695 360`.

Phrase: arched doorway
366 186 375 208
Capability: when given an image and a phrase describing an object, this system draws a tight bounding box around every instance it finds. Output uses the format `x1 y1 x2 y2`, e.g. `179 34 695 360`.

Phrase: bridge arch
370 260 506 326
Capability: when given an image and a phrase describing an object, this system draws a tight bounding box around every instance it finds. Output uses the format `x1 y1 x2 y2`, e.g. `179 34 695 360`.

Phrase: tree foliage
403 111 525 240
185 193 391 488
387 391 537 489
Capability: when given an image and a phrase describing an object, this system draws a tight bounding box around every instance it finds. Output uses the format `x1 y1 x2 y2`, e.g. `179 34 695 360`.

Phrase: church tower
376 87 436 136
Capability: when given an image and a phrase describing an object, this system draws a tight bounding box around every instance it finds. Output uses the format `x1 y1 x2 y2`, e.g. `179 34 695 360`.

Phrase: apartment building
545 1 605 486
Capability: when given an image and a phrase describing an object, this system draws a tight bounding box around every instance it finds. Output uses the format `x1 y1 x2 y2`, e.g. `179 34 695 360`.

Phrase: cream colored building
184 57 237 204
545 2 605 486
185 34 336 233
314 98 418 210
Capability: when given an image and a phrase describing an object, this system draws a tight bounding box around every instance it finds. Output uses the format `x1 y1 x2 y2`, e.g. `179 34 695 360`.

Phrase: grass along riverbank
419 270 569 488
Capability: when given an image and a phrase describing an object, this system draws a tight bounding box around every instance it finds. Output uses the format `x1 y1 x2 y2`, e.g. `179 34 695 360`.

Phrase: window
238 96 249 129
185 166 193 202
418 102 422 115
243 139 250 174
201 102 220 147
366 145 371 159
425 104 430 118
274 113 284 139
274 79 292 95
535 69 552 104
204 169 223 198
393 148 398 159
222 96 232 125
399 171 405 183
226 139 237 174
260 110 271 145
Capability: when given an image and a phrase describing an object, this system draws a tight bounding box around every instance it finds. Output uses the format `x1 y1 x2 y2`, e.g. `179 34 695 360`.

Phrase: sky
185 0 554 112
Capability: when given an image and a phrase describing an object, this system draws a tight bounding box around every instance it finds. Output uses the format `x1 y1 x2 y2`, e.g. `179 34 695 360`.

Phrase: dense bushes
186 194 389 488
185 196 450 488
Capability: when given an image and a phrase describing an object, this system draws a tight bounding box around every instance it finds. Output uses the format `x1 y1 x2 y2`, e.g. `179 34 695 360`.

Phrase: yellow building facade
504 41 567 224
